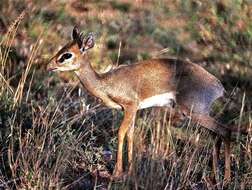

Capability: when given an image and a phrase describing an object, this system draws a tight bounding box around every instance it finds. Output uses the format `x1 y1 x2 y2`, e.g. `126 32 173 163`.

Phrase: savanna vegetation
0 0 251 189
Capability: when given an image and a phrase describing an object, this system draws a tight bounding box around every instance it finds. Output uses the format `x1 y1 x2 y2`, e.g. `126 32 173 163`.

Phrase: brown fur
48 28 233 182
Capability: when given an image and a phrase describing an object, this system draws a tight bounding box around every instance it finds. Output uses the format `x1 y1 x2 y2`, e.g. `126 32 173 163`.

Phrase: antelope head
48 26 95 72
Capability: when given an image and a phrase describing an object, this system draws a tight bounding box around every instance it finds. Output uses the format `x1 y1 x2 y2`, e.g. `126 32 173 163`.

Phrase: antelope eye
63 53 72 59
58 53 73 63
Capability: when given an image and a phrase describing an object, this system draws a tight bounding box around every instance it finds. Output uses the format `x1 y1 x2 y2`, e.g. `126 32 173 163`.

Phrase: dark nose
47 67 57 72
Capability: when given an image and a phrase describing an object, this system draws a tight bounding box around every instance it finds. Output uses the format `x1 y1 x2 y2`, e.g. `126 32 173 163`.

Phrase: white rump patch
138 92 176 109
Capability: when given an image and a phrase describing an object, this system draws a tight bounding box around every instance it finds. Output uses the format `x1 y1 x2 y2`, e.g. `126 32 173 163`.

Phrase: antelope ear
82 33 95 51
72 26 84 48
72 26 79 41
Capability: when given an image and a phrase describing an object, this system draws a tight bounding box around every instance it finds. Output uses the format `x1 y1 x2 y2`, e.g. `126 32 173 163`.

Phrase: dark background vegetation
0 0 251 189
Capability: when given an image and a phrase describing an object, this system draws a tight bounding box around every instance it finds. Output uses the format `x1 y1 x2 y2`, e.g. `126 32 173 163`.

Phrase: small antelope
48 26 232 181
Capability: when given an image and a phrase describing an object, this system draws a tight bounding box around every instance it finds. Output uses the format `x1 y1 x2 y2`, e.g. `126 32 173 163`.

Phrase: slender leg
186 113 232 183
113 106 137 178
126 115 136 175
211 137 222 183
223 138 231 181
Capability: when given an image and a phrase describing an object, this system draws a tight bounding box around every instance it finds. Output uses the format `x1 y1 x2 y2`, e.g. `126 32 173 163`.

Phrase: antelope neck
74 59 103 94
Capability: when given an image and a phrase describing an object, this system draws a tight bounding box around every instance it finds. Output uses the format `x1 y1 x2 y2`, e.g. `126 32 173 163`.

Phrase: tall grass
0 12 89 189
0 2 252 190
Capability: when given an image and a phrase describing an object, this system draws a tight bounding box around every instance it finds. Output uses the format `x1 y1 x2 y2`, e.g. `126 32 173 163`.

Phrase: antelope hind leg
224 138 231 182
211 137 222 184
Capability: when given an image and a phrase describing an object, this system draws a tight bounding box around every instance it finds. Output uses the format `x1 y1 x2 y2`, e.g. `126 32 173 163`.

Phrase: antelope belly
138 92 176 109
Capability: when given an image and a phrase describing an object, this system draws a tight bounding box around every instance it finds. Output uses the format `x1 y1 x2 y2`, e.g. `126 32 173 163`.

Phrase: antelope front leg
113 106 137 178
126 116 136 175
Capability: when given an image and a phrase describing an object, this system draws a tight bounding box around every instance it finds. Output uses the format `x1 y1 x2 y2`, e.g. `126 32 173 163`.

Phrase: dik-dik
48 26 232 181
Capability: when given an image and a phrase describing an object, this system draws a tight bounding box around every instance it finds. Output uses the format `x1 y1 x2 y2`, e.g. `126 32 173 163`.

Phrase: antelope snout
46 57 57 72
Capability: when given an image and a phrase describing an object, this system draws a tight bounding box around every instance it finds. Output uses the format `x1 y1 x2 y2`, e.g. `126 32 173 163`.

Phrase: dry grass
0 1 252 190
